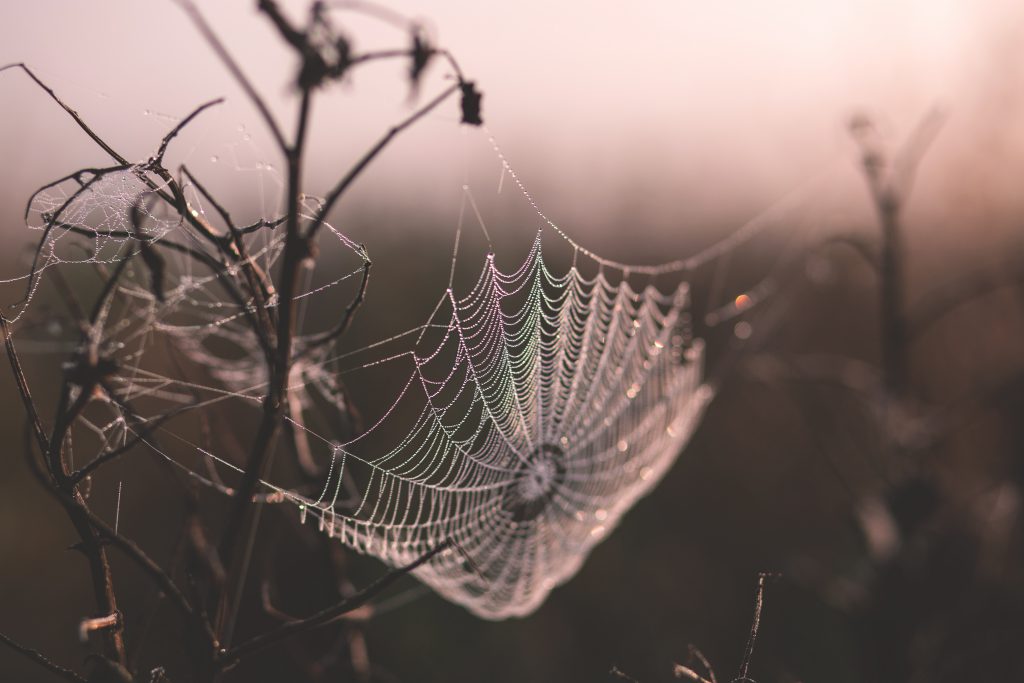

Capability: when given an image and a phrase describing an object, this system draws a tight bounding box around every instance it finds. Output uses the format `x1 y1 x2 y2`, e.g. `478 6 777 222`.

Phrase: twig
684 645 718 683
609 666 640 682
2 314 127 665
674 664 715 683
1 314 50 455
0 631 87 683
0 63 129 166
82 503 217 649
70 403 195 484
223 540 452 664
736 572 775 682
148 98 224 167
181 165 277 339
79 612 121 644
306 82 460 240
176 0 288 154
300 254 371 354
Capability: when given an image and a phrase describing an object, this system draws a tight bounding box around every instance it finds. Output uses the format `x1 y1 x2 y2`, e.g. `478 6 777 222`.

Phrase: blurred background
1 1 1023 681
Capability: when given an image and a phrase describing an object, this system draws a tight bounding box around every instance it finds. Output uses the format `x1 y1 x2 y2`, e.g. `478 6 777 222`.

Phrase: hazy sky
1 0 1022 260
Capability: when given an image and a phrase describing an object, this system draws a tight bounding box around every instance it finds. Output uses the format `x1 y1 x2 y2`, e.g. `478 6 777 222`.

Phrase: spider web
281 235 711 618
4 127 805 620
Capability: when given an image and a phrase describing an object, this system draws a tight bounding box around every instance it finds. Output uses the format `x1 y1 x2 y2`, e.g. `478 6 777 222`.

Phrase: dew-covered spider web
4 119 807 619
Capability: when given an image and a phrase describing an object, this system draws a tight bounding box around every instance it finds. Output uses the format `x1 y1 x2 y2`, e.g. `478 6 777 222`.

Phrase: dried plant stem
0 631 87 683
222 541 452 665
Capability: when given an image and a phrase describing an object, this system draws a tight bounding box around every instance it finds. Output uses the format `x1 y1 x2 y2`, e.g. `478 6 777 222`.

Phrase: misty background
1 1 1023 682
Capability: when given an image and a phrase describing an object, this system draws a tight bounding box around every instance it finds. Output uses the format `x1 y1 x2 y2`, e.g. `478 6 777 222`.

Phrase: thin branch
609 666 640 683
149 98 224 167
0 63 129 166
0 631 87 683
674 664 714 683
19 166 129 305
176 0 288 154
78 612 121 644
70 403 194 484
300 254 371 354
736 572 775 682
80 503 217 649
52 222 275 359
223 540 452 664
1 314 50 456
306 82 459 240
181 165 277 332
684 651 716 683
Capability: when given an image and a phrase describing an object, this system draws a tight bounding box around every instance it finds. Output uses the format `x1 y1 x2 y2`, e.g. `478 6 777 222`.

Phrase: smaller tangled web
279 235 712 619
13 158 712 620
3 168 180 318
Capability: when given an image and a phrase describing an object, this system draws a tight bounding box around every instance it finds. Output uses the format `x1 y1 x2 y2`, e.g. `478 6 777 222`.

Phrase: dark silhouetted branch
224 540 452 664
0 631 86 683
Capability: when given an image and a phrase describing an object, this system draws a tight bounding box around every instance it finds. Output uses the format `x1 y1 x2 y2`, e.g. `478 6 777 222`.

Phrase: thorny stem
3 305 129 665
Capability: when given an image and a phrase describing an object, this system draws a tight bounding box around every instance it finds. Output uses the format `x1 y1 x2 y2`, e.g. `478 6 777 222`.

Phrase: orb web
278 235 712 618
4 127 795 620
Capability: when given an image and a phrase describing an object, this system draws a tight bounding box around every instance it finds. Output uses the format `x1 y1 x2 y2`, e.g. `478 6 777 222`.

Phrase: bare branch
0 63 129 166
176 0 288 154
149 98 224 167
736 572 776 682
223 540 452 663
306 83 459 240
0 631 87 683
301 254 371 354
